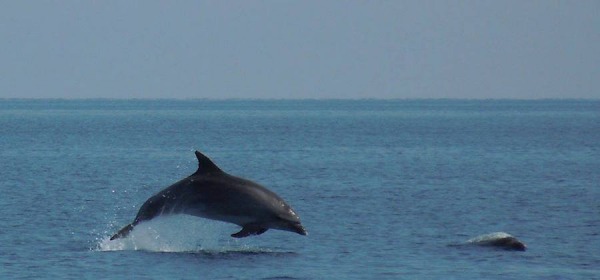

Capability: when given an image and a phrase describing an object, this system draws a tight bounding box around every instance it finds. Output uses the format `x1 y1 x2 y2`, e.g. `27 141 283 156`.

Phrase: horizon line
1 97 598 101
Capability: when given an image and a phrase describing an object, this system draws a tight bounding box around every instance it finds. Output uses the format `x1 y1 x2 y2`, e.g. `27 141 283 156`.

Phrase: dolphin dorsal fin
194 151 223 175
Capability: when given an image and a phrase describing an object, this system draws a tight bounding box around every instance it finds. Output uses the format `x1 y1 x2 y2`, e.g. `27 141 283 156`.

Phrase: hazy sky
1 1 598 99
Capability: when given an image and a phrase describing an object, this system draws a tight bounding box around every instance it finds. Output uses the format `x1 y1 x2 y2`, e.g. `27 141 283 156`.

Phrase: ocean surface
1 99 599 279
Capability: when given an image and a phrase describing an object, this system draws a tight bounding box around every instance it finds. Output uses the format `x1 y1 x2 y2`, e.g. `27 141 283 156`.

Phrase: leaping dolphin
110 151 307 240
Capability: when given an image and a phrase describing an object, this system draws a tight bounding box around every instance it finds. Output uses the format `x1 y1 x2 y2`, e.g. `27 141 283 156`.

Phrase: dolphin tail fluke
110 223 136 240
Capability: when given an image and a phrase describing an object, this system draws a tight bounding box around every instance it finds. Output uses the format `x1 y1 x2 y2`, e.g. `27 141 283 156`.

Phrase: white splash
96 215 247 253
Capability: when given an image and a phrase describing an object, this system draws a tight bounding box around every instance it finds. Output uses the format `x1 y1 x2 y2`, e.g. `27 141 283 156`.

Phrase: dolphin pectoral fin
110 223 136 240
231 224 268 238
254 228 268 235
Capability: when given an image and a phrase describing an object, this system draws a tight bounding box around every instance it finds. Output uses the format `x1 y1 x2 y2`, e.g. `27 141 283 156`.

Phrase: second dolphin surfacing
466 232 527 251
110 151 306 240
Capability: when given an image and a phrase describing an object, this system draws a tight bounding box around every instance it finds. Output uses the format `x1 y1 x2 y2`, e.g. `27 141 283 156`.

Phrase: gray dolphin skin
466 232 527 251
110 151 307 240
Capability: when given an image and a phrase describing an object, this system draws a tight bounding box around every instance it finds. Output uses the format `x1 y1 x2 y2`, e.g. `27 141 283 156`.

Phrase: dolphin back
466 232 527 251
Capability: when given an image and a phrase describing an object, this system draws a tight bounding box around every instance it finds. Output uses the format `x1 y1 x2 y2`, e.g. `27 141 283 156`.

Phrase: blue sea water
0 99 599 279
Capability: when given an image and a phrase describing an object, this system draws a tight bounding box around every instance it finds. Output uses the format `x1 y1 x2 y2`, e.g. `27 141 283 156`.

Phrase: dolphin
466 232 527 251
110 151 307 240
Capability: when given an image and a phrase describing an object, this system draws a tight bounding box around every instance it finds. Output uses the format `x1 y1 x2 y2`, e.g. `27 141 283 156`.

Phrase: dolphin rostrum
110 151 307 240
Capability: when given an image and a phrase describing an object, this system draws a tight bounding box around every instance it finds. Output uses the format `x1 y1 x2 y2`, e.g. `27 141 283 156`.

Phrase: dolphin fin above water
110 151 306 241
192 150 223 175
